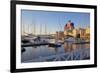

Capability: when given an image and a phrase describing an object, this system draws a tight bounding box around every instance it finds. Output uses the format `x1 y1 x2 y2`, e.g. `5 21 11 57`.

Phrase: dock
21 40 89 47
21 43 61 47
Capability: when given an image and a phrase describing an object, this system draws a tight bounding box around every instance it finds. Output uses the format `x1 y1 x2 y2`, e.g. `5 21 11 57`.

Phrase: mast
27 23 29 35
32 20 36 35
57 16 62 32
33 19 36 35
24 24 26 35
45 24 47 35
33 22 36 35
40 24 42 35
22 23 24 35
22 22 26 36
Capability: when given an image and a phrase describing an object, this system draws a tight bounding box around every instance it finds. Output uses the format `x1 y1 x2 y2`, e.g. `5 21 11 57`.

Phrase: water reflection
64 42 90 53
21 41 90 62
64 42 72 52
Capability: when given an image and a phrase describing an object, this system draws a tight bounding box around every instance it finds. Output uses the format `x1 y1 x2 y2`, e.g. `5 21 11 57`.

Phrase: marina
21 10 90 63
21 37 90 62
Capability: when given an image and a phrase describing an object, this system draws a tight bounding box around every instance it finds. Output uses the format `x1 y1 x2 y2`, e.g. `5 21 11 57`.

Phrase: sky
21 10 90 35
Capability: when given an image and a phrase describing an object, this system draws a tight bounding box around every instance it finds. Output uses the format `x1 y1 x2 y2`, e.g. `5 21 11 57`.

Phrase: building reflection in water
64 42 90 53
64 42 72 52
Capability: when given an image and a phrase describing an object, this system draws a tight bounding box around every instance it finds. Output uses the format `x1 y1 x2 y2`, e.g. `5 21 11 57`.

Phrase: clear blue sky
21 10 90 35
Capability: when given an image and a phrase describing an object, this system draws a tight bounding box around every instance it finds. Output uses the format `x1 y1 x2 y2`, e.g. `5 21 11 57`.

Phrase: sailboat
55 17 64 44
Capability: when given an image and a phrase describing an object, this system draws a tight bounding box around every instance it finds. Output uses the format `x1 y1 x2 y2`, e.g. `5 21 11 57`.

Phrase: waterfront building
64 20 79 38
85 27 90 40
79 28 86 39
64 20 90 39
64 20 74 30
55 31 64 40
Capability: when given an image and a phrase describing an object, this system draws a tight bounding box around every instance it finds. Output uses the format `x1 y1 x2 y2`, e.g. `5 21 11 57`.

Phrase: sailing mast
33 21 36 35
27 23 29 35
40 24 42 35
32 19 36 35
22 22 26 36
57 16 62 32
22 23 24 36
44 24 47 35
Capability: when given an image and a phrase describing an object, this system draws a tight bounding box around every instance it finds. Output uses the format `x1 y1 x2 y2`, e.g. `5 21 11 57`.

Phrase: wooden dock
21 43 61 47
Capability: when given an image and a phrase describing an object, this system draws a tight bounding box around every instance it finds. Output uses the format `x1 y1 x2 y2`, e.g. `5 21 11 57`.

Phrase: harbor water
21 38 90 63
